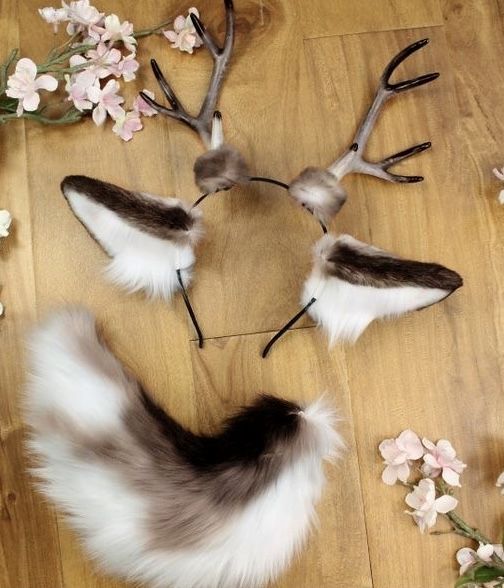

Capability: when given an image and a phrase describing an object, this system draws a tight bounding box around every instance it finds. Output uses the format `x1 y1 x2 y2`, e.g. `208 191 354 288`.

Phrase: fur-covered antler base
24 308 343 588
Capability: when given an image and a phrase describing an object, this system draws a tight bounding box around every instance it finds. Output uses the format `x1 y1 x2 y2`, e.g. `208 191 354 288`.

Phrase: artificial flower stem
0 108 82 125
133 17 177 39
47 32 81 60
37 44 95 72
0 49 19 94
444 511 504 567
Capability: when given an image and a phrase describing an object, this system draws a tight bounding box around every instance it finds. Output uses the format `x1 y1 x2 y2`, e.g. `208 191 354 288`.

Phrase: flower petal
397 429 424 460
477 543 495 561
422 438 437 451
35 74 58 92
396 462 411 483
493 167 504 181
442 467 461 487
381 465 398 486
92 104 106 126
437 439 457 461
456 547 476 567
434 494 458 514
163 30 178 42
16 57 37 79
23 91 40 112
174 15 185 32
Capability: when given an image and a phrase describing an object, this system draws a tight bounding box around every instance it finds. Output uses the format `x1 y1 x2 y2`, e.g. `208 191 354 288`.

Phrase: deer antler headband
61 1 462 356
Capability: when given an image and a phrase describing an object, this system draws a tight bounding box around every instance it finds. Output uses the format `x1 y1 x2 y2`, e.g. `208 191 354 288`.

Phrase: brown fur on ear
61 175 200 244
289 167 347 224
315 234 463 291
193 145 249 193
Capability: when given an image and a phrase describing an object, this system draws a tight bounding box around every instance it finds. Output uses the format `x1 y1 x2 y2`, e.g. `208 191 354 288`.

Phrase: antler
328 38 439 182
140 0 235 147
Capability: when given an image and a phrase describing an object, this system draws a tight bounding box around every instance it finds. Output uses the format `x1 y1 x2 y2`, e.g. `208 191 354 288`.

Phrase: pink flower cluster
35 0 159 140
163 8 203 54
379 430 466 533
6 58 58 116
379 430 466 487
457 543 504 586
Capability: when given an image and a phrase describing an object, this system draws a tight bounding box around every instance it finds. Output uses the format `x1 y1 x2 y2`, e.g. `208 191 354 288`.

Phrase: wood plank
16 1 198 585
155 0 326 340
190 329 373 588
305 25 504 587
296 0 443 39
0 0 65 586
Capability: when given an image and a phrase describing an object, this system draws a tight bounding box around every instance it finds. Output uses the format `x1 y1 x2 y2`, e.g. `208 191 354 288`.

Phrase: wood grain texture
3 0 504 587
295 0 444 39
189 330 372 588
304 18 504 588
0 1 64 587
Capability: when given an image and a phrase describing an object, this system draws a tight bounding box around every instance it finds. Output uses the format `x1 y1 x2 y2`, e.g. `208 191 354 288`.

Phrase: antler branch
329 38 439 183
141 0 235 147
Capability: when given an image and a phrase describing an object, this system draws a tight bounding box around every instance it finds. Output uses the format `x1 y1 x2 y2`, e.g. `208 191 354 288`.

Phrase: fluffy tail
25 307 135 438
24 307 343 588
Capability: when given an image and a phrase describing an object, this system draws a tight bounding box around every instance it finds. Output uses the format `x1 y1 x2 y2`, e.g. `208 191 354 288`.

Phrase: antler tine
142 0 235 146
329 39 439 183
140 60 195 131
150 59 184 112
192 0 235 127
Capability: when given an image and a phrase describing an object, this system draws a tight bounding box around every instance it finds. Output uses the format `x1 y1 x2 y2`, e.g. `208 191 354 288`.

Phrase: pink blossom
38 6 68 32
493 167 504 181
497 471 504 494
493 168 504 204
163 7 203 54
405 478 458 533
100 14 136 52
6 58 58 116
111 53 139 82
112 110 142 141
84 43 122 79
0 210 12 238
133 89 158 117
87 79 124 125
421 438 466 487
379 429 424 485
456 543 504 579
63 0 104 35
64 70 96 111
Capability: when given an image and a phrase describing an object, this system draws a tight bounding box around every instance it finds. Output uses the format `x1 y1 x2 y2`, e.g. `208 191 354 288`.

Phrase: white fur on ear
61 176 203 301
302 234 463 345
25 307 343 588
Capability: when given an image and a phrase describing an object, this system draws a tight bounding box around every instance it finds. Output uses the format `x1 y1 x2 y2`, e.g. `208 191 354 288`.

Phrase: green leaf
455 566 504 587
0 48 19 95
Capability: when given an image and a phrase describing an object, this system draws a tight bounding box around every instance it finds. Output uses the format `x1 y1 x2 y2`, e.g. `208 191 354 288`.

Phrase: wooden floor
2 0 504 586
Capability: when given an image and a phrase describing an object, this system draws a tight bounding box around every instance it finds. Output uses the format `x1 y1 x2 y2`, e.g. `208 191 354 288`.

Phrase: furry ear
61 175 203 301
25 307 343 588
303 233 463 345
289 167 347 224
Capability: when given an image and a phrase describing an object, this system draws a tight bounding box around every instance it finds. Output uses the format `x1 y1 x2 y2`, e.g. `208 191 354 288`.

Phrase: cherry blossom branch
37 44 96 73
133 16 177 39
0 3 207 139
0 107 82 125
0 49 18 94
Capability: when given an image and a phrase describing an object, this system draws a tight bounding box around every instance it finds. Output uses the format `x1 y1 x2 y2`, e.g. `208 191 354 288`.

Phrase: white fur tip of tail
298 395 346 462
